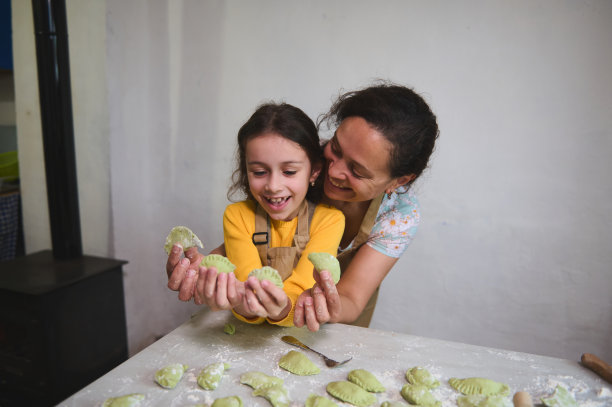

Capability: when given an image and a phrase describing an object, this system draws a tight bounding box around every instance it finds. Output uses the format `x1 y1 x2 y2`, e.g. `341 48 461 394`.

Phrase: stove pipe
31 0 82 259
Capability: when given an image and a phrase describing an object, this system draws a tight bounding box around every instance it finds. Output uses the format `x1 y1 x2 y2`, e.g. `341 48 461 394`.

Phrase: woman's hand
193 267 245 310
166 244 204 301
294 270 342 331
234 277 291 321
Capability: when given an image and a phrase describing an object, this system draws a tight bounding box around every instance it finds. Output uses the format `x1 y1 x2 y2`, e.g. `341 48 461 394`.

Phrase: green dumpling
405 367 440 389
541 385 578 407
400 384 441 407
154 363 188 389
308 252 340 283
457 394 512 407
249 266 284 288
448 378 510 397
197 362 230 390
279 350 320 376
305 393 339 407
211 396 243 407
201 254 236 274
240 371 284 390
102 393 145 407
347 369 385 393
164 226 203 254
253 383 291 407
326 381 377 407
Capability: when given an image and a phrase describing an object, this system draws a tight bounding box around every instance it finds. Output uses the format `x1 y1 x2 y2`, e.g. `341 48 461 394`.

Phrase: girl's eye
251 170 267 176
283 170 297 176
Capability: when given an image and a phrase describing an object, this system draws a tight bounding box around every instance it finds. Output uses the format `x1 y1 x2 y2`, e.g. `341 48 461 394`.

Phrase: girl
199 103 344 326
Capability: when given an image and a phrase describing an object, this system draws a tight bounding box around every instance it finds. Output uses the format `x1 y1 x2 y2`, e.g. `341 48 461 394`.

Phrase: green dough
279 350 320 376
326 381 377 407
457 395 512 407
164 226 203 254
406 367 440 389
305 393 339 406
240 371 284 389
154 363 188 389
211 396 243 407
197 362 230 390
223 323 236 335
248 266 284 288
347 369 385 393
253 384 291 407
381 402 411 407
541 386 578 407
201 254 236 274
102 393 145 407
400 384 441 407
307 252 341 284
449 378 510 397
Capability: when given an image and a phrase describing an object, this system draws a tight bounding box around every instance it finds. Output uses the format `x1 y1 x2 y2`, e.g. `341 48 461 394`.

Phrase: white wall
15 0 612 360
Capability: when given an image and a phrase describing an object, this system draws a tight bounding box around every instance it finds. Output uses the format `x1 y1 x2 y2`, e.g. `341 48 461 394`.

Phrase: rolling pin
513 391 534 407
581 353 612 384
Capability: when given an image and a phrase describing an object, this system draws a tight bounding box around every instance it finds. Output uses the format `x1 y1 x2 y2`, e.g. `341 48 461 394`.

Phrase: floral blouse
339 187 420 258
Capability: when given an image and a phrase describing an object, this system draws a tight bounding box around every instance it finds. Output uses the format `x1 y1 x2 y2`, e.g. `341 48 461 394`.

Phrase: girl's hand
166 244 204 301
236 277 291 321
294 270 342 331
194 267 244 310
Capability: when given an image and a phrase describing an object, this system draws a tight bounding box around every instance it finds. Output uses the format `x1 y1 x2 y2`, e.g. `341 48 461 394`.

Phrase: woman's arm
294 244 398 331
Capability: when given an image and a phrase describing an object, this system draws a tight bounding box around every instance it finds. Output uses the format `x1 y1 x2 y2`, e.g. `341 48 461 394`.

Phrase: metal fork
281 335 352 368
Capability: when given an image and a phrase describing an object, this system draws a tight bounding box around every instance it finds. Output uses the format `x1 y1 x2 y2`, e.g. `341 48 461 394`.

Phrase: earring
310 181 315 187
386 190 393 199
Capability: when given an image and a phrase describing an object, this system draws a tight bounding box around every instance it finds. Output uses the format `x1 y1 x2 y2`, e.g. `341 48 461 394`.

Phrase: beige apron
337 193 385 328
252 201 316 281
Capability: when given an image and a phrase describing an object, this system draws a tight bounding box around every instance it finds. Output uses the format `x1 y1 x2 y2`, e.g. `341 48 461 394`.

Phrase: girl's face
323 116 412 203
246 132 320 221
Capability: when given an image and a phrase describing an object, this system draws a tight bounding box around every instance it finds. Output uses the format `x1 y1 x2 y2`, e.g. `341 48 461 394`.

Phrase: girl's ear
385 174 415 194
310 162 323 183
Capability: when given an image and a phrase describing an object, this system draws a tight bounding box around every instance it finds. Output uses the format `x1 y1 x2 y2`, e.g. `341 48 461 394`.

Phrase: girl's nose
265 172 282 192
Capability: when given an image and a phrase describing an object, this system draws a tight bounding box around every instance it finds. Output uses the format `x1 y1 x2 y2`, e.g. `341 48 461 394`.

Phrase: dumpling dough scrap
305 393 339 407
154 363 188 389
197 362 230 390
406 367 440 389
279 350 321 376
307 252 341 283
211 396 243 407
347 369 385 393
102 393 145 407
248 266 284 288
457 394 512 407
164 226 203 254
326 381 377 407
541 385 578 407
201 254 236 274
223 323 236 335
253 384 291 407
240 371 284 390
449 378 510 397
400 384 441 407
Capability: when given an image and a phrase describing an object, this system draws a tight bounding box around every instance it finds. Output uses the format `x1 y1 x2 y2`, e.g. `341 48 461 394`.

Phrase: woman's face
323 116 405 203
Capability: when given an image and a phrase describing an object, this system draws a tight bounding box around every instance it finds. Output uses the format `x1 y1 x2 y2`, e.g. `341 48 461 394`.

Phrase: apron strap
293 201 315 259
253 204 269 266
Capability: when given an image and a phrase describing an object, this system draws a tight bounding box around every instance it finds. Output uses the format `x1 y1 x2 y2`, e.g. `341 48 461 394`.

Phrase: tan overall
252 201 316 281
337 193 385 328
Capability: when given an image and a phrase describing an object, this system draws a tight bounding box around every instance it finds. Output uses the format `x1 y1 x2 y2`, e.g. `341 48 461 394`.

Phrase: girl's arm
294 244 398 331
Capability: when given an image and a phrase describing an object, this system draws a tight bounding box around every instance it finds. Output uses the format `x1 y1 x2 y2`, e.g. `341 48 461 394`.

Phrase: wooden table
58 309 611 406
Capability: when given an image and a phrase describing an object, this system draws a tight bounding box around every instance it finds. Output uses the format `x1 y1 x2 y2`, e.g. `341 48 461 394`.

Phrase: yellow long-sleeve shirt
223 200 345 326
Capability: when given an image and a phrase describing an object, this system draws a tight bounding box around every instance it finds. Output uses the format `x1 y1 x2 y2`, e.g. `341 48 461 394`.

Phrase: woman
166 82 439 331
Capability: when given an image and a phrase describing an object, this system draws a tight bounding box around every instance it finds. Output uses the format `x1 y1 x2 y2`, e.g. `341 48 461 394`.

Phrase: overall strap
252 204 269 266
293 201 316 259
